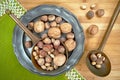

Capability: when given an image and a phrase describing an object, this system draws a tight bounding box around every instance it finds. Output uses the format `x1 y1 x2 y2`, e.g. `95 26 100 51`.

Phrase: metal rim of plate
12 4 85 76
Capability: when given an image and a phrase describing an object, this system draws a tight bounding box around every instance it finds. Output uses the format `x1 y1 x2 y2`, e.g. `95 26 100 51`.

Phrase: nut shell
34 21 45 33
65 39 76 51
60 23 72 33
53 54 66 66
48 27 61 39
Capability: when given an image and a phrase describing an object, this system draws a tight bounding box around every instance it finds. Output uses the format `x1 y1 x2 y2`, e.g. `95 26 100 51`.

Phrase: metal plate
13 5 85 76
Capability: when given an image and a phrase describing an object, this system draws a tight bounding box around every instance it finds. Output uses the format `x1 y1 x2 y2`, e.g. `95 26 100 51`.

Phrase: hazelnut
34 21 45 33
28 22 34 30
53 39 60 47
39 50 47 57
45 22 50 29
97 53 102 58
66 32 75 39
48 27 61 39
37 58 45 66
41 65 47 70
48 15 55 21
60 23 72 33
41 33 48 39
96 9 105 17
33 51 37 56
45 55 52 63
91 61 96 65
34 46 39 51
37 41 43 48
60 37 66 42
90 53 97 62
80 5 87 10
65 39 76 51
34 56 39 60
25 41 32 48
45 63 51 67
86 10 94 19
43 37 51 44
53 54 66 66
47 66 54 71
53 50 59 56
58 45 65 53
49 54 55 58
55 17 62 23
95 64 101 69
40 15 48 22
43 44 53 52
50 21 57 27
87 25 99 35
90 4 96 10
96 58 103 65
102 56 106 61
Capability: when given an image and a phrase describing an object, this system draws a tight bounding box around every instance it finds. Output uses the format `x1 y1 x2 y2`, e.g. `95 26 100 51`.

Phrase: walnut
34 21 45 33
48 27 61 39
65 39 76 51
60 23 72 33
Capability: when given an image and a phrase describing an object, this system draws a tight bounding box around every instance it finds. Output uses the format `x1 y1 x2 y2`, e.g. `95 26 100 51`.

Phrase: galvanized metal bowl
13 5 85 76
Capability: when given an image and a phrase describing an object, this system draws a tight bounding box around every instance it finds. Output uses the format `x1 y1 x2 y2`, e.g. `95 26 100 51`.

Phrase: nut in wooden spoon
86 1 120 77
6 9 68 72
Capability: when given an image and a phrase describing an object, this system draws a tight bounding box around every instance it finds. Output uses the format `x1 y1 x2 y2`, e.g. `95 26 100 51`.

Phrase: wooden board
18 0 120 80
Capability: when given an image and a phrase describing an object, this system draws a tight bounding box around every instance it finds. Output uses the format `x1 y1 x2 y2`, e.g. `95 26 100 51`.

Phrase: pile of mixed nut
25 14 77 71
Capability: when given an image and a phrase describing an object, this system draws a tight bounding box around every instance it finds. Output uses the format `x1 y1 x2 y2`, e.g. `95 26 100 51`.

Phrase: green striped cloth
0 0 85 80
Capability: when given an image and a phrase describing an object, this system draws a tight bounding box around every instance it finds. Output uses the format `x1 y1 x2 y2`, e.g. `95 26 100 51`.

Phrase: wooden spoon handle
98 0 120 51
6 9 40 44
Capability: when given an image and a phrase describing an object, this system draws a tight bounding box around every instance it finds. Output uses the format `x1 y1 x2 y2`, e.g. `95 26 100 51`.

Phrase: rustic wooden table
18 0 120 80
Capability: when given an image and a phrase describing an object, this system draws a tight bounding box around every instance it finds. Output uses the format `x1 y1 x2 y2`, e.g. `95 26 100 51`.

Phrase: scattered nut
65 39 76 51
87 25 99 35
34 21 45 33
40 15 48 22
80 5 87 10
96 9 105 17
48 27 61 39
60 23 72 33
50 21 57 27
25 41 32 48
53 54 66 66
90 4 96 10
66 32 75 39
86 10 94 19
55 17 62 23
48 15 55 21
